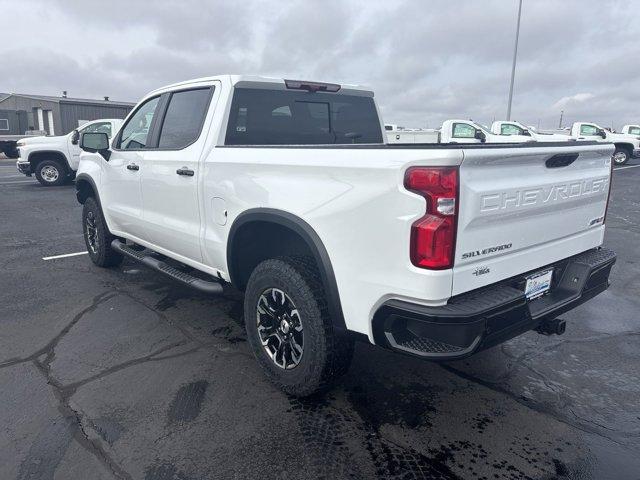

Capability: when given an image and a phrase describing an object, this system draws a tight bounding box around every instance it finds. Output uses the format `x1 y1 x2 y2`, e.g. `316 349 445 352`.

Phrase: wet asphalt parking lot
0 156 639 480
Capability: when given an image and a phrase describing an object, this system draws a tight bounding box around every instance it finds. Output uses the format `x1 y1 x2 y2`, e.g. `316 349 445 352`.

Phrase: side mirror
523 129 531 136
598 129 607 139
80 132 111 160
71 129 79 145
475 129 486 142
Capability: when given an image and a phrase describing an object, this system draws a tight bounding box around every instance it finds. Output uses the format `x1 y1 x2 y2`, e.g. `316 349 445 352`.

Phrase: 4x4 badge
473 266 490 276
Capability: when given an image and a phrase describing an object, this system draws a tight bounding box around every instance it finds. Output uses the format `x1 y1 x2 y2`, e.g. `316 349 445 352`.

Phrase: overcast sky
1 0 638 130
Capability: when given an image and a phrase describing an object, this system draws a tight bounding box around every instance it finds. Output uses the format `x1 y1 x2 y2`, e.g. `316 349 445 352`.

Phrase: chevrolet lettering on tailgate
480 177 609 213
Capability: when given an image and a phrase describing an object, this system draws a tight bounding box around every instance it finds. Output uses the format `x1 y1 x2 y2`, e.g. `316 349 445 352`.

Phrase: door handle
126 163 139 171
176 167 194 176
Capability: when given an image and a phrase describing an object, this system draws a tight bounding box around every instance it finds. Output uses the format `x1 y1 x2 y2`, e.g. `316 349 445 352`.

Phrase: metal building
0 92 134 136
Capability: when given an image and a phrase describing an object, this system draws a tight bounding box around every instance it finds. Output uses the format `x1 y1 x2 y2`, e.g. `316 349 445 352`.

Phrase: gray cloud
1 0 638 130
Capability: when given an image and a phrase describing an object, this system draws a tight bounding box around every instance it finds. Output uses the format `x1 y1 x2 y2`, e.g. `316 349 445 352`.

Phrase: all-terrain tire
34 159 67 186
244 256 354 397
612 146 630 166
82 197 123 267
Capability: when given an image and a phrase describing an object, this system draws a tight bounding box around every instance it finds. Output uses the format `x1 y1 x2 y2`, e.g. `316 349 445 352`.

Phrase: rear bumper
372 248 616 360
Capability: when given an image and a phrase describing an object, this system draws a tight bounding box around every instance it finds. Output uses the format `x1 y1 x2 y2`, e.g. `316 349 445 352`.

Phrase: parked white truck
568 122 640 165
491 121 573 142
15 119 123 186
75 75 616 396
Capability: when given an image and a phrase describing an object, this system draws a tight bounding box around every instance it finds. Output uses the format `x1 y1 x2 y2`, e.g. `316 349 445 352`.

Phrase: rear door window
225 88 382 145
158 87 212 149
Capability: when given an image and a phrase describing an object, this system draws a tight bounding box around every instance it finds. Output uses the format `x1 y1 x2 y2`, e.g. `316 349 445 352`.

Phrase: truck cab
621 125 640 136
16 118 123 186
570 122 640 165
491 120 572 142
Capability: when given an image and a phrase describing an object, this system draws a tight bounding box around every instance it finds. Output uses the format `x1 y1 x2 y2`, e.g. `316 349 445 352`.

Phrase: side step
111 240 223 295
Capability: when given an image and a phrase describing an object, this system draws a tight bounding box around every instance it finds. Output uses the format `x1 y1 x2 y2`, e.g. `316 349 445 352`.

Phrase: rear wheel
34 159 67 186
82 197 123 267
612 147 630 166
244 256 354 396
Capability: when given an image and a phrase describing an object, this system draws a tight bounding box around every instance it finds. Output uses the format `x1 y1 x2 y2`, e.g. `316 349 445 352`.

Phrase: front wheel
244 257 354 397
612 147 630 166
82 197 123 267
34 160 67 186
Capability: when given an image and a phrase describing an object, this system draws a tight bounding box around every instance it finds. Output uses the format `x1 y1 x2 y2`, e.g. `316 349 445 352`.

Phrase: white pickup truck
15 119 123 186
75 75 616 396
568 122 640 165
491 120 573 142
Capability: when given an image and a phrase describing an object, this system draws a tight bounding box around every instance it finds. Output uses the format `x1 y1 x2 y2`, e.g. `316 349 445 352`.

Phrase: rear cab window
225 87 383 145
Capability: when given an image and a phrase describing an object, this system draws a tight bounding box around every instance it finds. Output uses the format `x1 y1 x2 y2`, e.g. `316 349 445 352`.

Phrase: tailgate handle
546 153 578 168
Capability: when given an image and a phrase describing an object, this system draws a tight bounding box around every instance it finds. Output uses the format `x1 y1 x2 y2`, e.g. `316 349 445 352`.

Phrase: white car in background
16 119 123 186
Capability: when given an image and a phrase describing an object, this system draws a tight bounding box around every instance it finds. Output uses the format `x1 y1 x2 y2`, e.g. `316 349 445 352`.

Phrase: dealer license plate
525 269 553 300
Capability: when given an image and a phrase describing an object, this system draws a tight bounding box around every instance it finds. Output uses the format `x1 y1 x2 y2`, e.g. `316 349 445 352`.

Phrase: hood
18 134 66 145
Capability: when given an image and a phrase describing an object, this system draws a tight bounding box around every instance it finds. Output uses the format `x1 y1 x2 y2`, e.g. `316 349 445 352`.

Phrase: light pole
506 0 523 120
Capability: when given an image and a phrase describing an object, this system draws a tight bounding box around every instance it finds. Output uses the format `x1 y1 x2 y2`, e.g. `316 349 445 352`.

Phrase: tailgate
453 143 613 295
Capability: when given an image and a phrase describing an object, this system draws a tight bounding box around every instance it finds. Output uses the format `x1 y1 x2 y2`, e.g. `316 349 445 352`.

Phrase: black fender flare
613 142 633 153
227 208 347 332
27 150 72 173
75 173 102 206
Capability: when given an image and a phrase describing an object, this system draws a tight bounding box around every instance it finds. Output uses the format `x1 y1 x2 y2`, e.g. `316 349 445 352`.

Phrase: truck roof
149 75 373 97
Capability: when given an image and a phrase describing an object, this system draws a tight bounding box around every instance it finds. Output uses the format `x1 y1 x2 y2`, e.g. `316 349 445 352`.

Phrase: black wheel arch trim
227 208 347 332
613 142 633 153
28 150 72 173
75 173 102 206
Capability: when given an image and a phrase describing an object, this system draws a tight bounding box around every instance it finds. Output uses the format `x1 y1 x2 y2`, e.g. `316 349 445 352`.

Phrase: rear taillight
404 167 459 269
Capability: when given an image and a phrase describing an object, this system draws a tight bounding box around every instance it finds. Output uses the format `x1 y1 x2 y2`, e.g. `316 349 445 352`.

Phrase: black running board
111 240 223 295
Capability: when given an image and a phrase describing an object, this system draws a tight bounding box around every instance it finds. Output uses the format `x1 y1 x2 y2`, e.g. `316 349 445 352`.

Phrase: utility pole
506 0 523 120
558 110 564 128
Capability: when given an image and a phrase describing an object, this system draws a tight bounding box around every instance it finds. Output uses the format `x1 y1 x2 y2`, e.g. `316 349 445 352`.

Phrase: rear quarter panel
203 146 462 338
